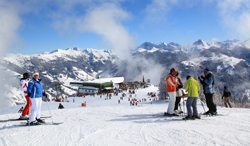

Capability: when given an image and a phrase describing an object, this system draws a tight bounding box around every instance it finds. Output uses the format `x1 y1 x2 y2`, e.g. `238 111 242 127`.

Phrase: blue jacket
27 78 44 98
203 71 215 94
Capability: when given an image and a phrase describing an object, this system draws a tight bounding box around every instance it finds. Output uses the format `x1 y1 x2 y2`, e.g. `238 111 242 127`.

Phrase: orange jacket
166 74 177 92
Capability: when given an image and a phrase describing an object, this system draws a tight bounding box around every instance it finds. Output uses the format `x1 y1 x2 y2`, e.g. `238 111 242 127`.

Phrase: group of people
165 67 231 120
20 72 48 125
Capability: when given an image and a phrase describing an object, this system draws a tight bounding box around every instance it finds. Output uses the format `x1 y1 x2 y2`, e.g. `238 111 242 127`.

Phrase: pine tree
158 70 169 99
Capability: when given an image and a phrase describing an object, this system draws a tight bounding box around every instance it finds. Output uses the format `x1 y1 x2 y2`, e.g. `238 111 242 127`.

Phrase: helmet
170 68 178 76
23 73 30 79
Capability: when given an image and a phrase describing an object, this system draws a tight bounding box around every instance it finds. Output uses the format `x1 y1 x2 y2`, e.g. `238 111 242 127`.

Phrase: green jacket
185 77 200 97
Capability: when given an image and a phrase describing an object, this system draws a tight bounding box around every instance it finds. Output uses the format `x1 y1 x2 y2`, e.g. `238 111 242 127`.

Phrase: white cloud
217 0 250 39
144 0 178 25
0 0 22 107
211 38 220 42
0 1 21 55
76 3 136 59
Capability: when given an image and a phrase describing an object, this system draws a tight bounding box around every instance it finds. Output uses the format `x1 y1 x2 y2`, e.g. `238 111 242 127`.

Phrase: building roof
84 77 124 84
70 77 124 87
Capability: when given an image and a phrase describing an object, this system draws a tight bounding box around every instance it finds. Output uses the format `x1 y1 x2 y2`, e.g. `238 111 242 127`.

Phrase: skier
222 86 232 108
183 76 200 120
174 72 184 114
27 72 48 125
20 73 31 119
58 103 65 109
199 68 217 115
165 68 179 116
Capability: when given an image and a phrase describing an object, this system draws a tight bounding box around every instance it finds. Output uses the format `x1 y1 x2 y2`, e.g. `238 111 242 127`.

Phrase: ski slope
0 86 249 146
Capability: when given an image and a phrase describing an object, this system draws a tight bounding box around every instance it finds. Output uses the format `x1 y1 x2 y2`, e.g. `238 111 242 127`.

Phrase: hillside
0 86 249 146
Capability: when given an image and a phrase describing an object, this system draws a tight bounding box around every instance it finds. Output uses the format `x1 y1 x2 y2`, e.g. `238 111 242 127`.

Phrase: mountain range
1 39 250 105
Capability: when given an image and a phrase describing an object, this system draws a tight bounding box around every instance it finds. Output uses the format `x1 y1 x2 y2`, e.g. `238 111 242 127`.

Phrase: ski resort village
1 0 250 146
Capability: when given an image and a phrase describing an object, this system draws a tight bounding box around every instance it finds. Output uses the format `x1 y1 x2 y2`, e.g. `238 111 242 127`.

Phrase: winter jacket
166 74 177 92
201 71 215 94
27 78 44 98
185 77 200 97
20 79 29 96
176 77 184 97
222 89 231 99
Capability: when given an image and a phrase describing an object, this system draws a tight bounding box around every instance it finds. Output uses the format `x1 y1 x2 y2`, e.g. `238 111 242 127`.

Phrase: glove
43 92 48 98
178 85 183 88
201 76 205 79
28 92 31 97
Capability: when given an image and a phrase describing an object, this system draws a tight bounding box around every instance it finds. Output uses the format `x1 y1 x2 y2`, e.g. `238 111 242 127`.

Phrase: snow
182 54 243 68
0 85 250 146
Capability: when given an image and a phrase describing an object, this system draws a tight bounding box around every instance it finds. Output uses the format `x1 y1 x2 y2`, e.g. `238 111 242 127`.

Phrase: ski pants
174 97 181 111
167 92 176 114
186 97 198 117
224 97 232 108
29 97 42 123
22 96 32 116
205 93 217 112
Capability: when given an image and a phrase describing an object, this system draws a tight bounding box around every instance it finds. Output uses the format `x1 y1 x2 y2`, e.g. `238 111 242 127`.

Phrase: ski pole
46 99 54 124
200 99 205 112
28 97 31 131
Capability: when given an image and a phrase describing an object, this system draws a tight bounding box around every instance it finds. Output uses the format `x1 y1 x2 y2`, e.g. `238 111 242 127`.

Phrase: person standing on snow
183 76 200 120
27 72 47 125
222 86 232 108
198 68 217 115
20 73 31 119
164 68 179 116
174 72 184 114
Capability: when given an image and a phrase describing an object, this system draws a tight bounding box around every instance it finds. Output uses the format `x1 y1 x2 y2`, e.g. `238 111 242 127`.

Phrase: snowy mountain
1 39 250 105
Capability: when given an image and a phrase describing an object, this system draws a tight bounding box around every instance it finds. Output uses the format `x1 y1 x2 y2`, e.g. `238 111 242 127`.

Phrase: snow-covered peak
136 42 158 50
193 39 206 46
242 39 250 48
66 47 83 52
223 39 241 43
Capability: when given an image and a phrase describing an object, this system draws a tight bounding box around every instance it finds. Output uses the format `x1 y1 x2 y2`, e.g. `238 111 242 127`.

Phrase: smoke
0 0 22 107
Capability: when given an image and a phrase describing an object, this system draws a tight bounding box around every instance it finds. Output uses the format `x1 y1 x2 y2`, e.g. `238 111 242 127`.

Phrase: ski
0 116 52 122
15 122 63 126
201 114 228 117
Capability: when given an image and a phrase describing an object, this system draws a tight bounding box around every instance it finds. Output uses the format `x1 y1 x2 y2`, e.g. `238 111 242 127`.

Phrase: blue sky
1 0 250 55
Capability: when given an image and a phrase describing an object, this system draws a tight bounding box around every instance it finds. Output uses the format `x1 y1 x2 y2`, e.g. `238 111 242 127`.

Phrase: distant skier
20 73 31 119
222 86 232 108
27 72 48 125
199 68 217 115
183 76 200 120
165 68 179 116
58 103 65 109
174 72 184 114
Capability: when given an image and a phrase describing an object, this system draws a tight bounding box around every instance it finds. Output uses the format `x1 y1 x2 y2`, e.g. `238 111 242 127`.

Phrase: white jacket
20 79 29 96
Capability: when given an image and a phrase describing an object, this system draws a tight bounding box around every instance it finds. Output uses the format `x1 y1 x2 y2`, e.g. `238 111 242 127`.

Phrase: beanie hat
186 75 191 80
33 72 39 77
204 68 209 72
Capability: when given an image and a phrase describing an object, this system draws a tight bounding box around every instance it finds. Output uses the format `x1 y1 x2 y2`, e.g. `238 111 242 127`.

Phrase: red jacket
166 74 177 92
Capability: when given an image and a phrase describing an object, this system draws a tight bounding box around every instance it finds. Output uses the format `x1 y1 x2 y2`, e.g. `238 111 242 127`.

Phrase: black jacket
222 89 231 99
